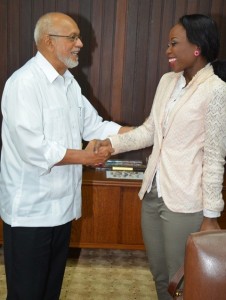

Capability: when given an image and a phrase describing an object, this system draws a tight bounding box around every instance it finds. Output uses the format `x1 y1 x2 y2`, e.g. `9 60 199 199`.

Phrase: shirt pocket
43 107 66 143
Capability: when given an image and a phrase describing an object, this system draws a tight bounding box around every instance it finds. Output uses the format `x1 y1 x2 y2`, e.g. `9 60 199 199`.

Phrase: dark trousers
3 221 72 300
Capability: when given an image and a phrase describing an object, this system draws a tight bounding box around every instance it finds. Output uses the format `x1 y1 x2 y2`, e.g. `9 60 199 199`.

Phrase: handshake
84 138 114 167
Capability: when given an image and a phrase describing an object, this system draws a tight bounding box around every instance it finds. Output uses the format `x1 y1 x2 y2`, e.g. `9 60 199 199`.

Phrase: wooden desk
1 168 226 249
70 168 144 249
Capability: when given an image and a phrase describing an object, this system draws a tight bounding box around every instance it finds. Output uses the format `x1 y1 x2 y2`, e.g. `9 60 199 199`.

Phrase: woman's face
166 23 199 75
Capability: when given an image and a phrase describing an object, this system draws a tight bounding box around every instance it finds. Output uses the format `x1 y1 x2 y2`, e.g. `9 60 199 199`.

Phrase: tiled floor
0 247 157 300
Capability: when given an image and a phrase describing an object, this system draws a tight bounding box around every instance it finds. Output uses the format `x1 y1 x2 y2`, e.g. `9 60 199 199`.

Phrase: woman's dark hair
212 60 226 82
179 14 219 63
179 14 226 80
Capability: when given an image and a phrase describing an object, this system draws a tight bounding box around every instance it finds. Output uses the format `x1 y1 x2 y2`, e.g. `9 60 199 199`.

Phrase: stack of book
96 159 147 172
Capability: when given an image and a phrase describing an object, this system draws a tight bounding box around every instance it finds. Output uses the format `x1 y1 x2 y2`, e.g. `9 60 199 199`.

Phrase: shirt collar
177 74 186 89
34 51 74 84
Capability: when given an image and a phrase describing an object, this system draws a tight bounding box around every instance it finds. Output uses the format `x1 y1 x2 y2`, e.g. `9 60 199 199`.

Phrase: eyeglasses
49 34 82 42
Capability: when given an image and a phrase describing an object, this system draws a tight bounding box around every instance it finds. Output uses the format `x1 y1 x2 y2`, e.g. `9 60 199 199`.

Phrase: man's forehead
53 18 80 33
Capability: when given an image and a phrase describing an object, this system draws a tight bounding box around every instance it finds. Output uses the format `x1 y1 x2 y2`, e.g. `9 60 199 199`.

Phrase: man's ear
44 35 55 52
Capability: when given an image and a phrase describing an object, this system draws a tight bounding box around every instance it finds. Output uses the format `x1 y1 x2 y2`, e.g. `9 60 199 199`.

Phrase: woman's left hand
200 217 221 231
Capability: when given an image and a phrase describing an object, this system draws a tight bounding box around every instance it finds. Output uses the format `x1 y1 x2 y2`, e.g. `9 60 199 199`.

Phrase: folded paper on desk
106 170 144 180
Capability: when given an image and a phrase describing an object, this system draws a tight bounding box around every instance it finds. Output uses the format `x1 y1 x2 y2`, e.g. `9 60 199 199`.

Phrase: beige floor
0 247 157 300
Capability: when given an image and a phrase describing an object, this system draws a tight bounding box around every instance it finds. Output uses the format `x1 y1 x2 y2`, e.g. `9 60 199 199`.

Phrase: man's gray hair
34 13 56 46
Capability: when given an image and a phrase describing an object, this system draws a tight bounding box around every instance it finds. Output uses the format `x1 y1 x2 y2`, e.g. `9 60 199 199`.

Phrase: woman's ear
194 46 201 57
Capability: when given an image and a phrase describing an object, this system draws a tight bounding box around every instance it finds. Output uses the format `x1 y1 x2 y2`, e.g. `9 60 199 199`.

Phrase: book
96 159 146 171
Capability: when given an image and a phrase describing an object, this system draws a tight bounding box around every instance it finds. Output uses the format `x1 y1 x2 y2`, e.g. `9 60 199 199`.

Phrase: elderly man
0 12 129 300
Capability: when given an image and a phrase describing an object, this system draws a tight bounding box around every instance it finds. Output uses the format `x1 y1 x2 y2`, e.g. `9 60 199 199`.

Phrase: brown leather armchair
183 230 226 300
168 230 226 300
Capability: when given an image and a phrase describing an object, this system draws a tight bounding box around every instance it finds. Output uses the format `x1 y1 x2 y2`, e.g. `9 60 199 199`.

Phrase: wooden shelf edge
69 242 145 250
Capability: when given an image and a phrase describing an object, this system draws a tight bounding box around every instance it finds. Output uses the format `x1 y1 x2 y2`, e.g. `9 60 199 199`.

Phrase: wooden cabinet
69 168 144 249
1 168 226 249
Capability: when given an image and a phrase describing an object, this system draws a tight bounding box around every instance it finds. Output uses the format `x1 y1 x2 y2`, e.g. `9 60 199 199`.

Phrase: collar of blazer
155 64 214 139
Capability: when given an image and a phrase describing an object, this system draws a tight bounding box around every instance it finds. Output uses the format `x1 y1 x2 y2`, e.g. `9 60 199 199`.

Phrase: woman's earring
194 50 200 57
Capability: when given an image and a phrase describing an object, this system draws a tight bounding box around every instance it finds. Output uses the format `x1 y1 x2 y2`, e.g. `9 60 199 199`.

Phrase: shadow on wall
69 14 111 121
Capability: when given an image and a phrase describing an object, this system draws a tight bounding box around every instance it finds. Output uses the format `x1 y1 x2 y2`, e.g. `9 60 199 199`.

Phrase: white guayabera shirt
0 52 120 227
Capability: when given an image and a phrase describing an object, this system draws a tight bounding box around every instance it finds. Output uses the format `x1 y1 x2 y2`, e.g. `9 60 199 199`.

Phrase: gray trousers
141 178 203 300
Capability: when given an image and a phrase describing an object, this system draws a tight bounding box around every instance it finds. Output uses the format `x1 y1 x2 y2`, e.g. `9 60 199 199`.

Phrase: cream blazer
110 64 226 213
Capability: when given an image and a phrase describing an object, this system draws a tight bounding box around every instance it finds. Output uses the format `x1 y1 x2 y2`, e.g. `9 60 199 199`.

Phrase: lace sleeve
110 113 155 155
203 81 226 212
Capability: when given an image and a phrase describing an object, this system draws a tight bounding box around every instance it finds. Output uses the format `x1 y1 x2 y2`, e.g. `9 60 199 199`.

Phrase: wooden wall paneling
120 0 164 161
75 0 98 111
73 0 92 102
20 0 33 66
218 2 226 59
55 0 68 13
212 0 226 20
77 0 92 75
210 0 224 26
131 0 153 126
43 0 57 14
121 0 139 126
111 0 128 122
186 0 212 15
31 1 43 56
97 1 116 120
116 0 146 161
186 0 199 13
68 0 80 15
67 0 80 20
174 0 187 19
144 0 163 117
0 0 7 98
7 0 20 76
88 0 104 116
158 1 176 77
198 0 212 14
138 1 166 162
80 0 120 121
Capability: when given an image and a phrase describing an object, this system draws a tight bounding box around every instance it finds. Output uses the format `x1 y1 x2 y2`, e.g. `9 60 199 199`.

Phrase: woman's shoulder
159 71 181 85
161 71 181 79
208 74 226 92
205 75 226 109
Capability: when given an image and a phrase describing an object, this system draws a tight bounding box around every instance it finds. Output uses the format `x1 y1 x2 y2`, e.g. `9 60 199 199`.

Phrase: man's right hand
92 138 114 155
83 139 113 166
56 139 115 167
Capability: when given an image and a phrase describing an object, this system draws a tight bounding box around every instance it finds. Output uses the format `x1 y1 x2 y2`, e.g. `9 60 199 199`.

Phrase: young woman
95 14 226 300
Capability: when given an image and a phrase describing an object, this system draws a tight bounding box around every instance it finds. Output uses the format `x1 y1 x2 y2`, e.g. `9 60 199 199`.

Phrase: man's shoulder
8 57 37 83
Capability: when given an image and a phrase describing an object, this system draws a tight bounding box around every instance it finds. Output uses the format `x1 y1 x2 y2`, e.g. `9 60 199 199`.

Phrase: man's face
49 17 83 73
